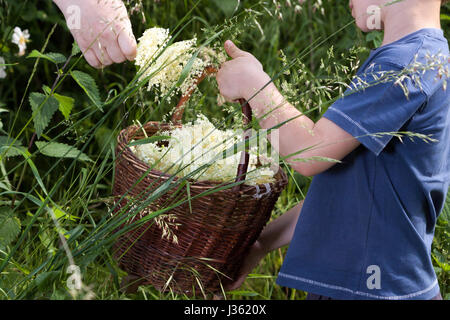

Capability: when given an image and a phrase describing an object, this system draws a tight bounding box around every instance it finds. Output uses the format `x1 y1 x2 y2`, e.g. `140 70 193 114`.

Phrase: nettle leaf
27 50 67 64
29 92 59 138
0 207 21 246
70 70 102 111
43 86 74 120
0 136 25 157
35 141 93 162
46 53 67 64
54 94 74 120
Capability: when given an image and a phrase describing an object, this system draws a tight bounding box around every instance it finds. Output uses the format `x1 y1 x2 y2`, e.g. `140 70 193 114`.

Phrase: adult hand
54 0 137 68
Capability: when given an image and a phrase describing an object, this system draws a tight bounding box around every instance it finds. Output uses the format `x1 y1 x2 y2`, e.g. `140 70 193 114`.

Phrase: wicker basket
112 68 288 296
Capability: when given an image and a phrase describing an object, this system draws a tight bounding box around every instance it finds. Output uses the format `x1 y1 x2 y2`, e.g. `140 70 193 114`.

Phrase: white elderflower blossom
135 27 171 68
131 115 276 185
135 27 225 102
0 57 6 79
11 27 30 57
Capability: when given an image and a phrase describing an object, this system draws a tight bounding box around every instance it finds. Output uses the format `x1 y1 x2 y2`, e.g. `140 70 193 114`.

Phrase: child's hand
216 40 271 102
54 0 137 68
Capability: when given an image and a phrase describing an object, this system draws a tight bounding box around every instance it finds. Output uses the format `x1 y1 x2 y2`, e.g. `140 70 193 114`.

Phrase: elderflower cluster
135 27 226 102
130 115 276 185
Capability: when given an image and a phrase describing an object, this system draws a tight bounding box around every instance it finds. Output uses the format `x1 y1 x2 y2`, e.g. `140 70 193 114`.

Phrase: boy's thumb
225 40 247 59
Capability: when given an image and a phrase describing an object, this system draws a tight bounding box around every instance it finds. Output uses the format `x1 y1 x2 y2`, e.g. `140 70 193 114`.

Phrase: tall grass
0 0 448 300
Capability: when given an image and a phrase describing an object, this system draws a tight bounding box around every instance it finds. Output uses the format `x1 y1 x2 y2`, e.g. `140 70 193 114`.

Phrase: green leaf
0 136 25 157
365 31 383 48
0 207 21 246
127 135 172 147
29 92 60 138
53 205 79 221
70 70 102 110
55 94 74 120
71 42 81 56
432 249 450 272
27 50 51 61
27 50 66 64
45 52 67 64
43 86 74 120
35 141 93 162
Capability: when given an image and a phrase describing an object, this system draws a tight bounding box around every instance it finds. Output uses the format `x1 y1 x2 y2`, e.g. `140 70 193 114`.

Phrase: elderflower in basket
130 114 277 185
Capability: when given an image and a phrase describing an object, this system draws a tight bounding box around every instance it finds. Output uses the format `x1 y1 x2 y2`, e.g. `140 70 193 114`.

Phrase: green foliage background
0 0 448 300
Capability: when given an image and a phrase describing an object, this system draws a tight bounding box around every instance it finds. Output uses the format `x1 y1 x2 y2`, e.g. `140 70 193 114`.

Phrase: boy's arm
226 201 304 291
248 82 361 176
217 41 360 177
257 201 304 253
53 0 137 68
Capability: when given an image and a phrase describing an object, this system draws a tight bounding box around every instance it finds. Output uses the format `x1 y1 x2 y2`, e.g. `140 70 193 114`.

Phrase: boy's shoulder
368 28 449 69
363 28 449 97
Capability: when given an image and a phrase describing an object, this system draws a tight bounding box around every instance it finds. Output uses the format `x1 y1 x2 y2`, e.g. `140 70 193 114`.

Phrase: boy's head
350 0 444 32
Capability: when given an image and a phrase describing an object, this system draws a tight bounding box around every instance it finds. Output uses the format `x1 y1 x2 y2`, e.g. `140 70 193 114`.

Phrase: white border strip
278 272 438 300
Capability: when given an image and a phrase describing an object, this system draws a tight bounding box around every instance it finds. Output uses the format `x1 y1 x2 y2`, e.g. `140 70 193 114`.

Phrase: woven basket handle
171 66 219 125
171 67 252 192
232 98 252 192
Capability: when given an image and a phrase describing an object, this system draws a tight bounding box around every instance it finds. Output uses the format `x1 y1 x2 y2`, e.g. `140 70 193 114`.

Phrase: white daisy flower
11 27 30 57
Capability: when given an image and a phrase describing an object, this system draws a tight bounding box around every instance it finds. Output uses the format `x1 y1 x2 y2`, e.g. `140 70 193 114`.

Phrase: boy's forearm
243 80 318 174
257 201 303 254
243 81 314 132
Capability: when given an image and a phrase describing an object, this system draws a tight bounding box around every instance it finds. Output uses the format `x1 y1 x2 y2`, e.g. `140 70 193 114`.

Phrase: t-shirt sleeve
323 62 427 156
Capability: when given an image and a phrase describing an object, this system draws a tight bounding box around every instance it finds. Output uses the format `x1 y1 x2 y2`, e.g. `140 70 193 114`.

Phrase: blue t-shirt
276 28 450 300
